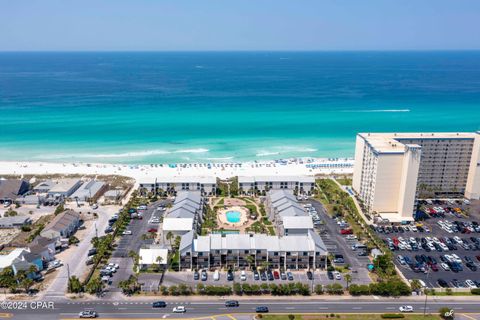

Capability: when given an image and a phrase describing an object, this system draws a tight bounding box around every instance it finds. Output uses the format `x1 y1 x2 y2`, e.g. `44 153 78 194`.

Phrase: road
5 298 480 319
42 206 113 299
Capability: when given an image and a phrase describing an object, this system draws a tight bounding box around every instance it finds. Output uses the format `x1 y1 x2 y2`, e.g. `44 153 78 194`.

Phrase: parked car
227 270 234 281
240 270 247 281
87 248 97 256
273 270 280 279
306 270 313 280
253 270 260 281
193 270 199 280
201 270 207 281
287 271 294 281
280 270 287 280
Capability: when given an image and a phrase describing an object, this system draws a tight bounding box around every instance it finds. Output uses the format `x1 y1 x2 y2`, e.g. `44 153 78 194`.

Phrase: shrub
381 314 404 319
325 283 344 295
314 284 324 295
471 288 480 295
348 284 370 296
439 307 454 320
288 315 295 320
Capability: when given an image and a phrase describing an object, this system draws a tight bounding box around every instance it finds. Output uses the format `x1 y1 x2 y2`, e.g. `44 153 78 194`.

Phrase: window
274 252 279 256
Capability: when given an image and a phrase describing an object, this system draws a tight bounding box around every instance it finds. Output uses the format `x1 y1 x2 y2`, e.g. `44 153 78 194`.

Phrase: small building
282 216 314 236
0 215 32 229
162 218 194 236
33 180 56 193
0 179 30 203
104 189 125 201
28 236 57 262
138 245 168 270
0 248 42 276
47 179 83 197
40 210 80 240
18 194 42 206
71 180 106 202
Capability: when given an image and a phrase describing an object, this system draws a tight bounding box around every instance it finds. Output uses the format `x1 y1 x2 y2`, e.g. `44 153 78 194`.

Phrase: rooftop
358 132 476 154
162 217 194 231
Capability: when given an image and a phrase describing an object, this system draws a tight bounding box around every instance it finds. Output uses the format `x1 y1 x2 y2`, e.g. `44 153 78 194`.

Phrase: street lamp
423 264 431 317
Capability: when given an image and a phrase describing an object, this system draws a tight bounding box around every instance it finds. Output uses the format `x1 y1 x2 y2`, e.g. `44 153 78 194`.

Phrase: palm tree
344 273 352 289
166 231 173 246
155 255 164 272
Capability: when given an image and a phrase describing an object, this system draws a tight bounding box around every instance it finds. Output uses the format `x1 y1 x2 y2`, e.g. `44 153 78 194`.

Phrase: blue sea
0 51 479 164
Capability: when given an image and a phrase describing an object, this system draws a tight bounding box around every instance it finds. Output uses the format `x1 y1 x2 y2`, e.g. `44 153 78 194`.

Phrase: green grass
429 291 474 296
267 226 276 235
336 177 352 186
260 314 440 320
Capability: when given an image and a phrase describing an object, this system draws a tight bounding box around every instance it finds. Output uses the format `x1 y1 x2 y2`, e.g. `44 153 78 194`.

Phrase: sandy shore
0 158 353 184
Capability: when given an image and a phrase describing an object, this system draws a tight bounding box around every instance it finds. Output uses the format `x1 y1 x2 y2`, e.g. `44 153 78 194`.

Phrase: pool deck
216 205 254 232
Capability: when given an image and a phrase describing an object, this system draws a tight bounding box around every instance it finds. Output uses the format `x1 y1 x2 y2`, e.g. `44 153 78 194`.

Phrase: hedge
471 288 480 295
381 314 405 319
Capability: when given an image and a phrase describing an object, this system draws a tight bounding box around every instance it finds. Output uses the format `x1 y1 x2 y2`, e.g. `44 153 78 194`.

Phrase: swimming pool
226 210 241 223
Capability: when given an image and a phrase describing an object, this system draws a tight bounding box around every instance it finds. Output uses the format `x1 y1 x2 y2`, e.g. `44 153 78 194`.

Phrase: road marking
0 314 12 318
352 307 362 310
285 307 295 310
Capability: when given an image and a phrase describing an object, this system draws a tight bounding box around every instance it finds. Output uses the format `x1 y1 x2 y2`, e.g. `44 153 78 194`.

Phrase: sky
0 0 479 51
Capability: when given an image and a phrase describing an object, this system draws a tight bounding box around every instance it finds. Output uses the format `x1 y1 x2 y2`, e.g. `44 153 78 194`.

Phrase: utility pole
67 263 71 292
95 222 98 238
423 265 430 317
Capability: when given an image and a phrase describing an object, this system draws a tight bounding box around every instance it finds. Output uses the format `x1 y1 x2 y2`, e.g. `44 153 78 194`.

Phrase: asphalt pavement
4 298 480 319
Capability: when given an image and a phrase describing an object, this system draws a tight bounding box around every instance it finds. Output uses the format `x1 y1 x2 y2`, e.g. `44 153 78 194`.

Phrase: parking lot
307 199 372 284
376 199 480 289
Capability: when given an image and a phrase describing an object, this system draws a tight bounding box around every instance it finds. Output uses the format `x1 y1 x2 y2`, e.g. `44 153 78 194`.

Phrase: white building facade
353 132 480 222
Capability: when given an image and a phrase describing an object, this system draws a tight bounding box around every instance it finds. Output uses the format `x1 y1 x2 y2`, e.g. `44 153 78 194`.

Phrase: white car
465 280 477 289
173 306 186 313
240 271 247 281
399 305 413 312
79 310 98 318
122 230 132 235
333 271 341 280
440 263 450 271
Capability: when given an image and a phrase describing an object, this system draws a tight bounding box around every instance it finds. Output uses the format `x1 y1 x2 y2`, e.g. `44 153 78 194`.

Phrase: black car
225 300 239 307
437 279 449 288
466 262 477 271
327 271 334 280
256 306 269 313
227 270 234 281
260 272 267 281
193 270 200 280
267 270 274 281
152 301 167 308
253 270 260 281
88 248 97 256
306 271 313 280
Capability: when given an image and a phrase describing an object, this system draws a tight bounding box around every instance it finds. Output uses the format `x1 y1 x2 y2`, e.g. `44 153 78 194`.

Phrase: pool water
226 210 241 223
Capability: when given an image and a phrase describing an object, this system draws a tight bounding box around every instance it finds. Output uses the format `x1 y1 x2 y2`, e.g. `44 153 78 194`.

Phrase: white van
213 270 220 281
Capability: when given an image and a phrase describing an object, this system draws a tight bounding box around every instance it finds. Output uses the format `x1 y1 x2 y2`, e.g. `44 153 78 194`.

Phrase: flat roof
139 247 168 265
358 132 476 154
162 218 194 231
48 179 81 193
282 216 314 229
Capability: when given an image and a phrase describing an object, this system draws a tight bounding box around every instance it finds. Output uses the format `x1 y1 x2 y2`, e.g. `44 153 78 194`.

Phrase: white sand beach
0 158 353 184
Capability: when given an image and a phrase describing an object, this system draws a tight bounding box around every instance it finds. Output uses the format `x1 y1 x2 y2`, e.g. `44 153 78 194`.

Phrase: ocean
0 51 479 164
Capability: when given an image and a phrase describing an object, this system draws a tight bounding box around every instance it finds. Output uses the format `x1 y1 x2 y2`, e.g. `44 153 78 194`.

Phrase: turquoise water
0 52 479 163
226 211 241 223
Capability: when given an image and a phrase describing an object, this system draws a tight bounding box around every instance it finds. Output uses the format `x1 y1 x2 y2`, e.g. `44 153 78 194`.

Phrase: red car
430 264 439 272
273 271 280 279
148 228 158 233
340 228 353 235
476 255 480 262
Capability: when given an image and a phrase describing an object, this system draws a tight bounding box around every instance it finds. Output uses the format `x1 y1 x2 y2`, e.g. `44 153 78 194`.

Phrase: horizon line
1 49 480 53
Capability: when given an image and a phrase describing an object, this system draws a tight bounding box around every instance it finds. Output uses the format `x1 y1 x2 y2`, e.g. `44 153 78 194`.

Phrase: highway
4 298 480 319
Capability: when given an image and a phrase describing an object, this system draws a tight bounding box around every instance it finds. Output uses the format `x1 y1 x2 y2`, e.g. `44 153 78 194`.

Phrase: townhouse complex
353 132 480 222
178 230 327 270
